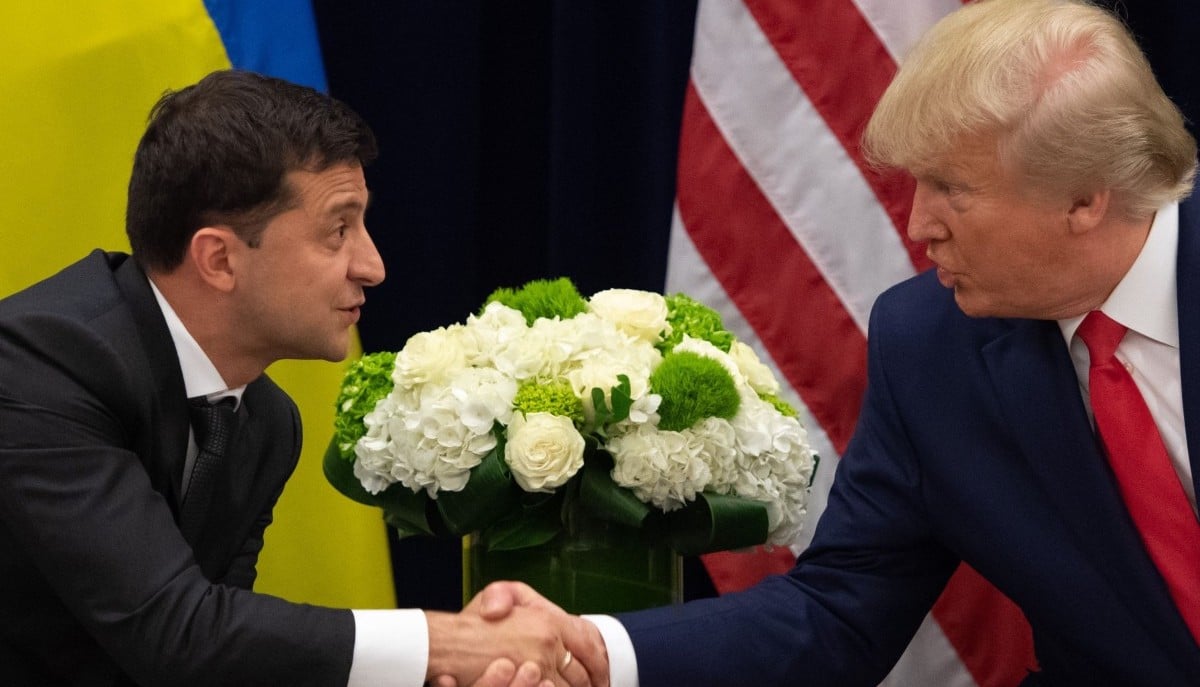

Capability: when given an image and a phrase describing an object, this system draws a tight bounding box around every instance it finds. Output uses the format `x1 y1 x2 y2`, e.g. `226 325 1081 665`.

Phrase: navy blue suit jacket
620 197 1200 686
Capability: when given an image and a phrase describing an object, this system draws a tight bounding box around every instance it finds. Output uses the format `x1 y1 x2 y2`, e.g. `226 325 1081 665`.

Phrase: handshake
425 582 612 687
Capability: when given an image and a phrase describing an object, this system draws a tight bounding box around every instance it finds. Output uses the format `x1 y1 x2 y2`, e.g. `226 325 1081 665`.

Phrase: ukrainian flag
0 1 394 609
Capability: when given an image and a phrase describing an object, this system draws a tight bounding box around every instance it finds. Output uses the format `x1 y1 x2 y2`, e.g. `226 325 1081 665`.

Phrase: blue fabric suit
619 195 1200 686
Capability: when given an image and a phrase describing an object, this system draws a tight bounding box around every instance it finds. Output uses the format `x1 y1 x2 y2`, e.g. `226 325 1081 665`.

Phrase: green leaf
376 484 442 538
608 374 633 424
667 492 770 556
591 386 613 427
482 495 564 551
322 438 378 506
579 451 651 530
322 437 443 537
437 442 520 536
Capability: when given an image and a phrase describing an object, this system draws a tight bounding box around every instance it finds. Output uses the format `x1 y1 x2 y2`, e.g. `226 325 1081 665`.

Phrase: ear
1066 188 1111 235
186 226 240 292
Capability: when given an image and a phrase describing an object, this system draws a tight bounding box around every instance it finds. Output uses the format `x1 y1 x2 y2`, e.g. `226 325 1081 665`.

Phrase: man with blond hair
477 0 1200 684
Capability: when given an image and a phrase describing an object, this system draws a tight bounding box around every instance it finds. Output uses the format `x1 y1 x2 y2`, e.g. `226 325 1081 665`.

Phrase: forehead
285 163 368 213
913 136 1004 182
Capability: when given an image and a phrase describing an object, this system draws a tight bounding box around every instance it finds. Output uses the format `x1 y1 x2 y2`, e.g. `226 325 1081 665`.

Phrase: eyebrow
326 191 372 217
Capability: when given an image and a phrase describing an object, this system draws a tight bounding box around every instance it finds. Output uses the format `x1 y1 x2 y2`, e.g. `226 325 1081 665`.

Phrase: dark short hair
126 69 378 271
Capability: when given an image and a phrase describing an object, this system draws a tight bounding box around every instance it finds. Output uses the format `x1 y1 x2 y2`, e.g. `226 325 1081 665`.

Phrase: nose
906 180 949 243
350 225 386 286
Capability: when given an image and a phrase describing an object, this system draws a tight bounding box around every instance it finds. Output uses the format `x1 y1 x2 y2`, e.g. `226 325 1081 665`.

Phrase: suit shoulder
869 271 1012 353
0 250 127 322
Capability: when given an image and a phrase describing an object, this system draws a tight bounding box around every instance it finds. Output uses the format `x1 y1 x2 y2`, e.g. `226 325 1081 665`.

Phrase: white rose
728 341 781 395
588 288 669 344
393 326 469 387
504 412 585 492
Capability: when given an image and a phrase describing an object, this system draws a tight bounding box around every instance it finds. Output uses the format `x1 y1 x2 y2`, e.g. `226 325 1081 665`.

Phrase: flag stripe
850 0 966 63
665 211 839 554
677 82 867 453
743 0 929 273
934 565 1038 686
675 0 1038 685
689 0 916 332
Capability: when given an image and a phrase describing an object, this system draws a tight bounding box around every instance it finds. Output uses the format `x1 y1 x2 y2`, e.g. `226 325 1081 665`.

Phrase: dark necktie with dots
182 397 238 547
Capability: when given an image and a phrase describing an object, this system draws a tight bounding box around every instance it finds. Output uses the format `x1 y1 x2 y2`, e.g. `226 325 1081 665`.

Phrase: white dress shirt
148 280 428 686
1058 202 1193 511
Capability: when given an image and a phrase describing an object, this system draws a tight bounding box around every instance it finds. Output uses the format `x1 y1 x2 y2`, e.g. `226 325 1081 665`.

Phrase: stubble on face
230 163 382 369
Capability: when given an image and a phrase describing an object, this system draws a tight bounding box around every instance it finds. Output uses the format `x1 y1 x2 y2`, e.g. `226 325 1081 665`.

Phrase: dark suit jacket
0 251 355 686
620 197 1200 686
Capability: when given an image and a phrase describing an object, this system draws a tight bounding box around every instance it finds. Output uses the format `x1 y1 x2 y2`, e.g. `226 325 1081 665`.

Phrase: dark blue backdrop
310 0 1200 611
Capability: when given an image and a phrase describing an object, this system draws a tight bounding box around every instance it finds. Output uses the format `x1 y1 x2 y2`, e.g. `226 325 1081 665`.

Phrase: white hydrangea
605 423 711 511
461 302 528 367
353 366 517 497
723 393 817 544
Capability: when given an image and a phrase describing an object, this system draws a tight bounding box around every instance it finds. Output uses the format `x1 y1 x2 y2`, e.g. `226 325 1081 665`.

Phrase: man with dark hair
0 69 605 687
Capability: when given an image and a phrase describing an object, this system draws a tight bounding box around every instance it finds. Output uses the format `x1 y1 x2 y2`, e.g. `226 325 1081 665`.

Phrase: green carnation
650 351 740 431
332 351 397 460
660 293 734 353
513 379 585 425
484 277 588 326
759 392 798 418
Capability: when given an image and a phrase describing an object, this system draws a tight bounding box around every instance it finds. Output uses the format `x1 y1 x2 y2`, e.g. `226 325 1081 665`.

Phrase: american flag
666 1 1036 684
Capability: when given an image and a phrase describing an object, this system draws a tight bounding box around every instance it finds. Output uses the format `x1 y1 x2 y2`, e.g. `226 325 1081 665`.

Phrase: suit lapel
1176 197 1200 503
983 317 1199 660
112 255 190 510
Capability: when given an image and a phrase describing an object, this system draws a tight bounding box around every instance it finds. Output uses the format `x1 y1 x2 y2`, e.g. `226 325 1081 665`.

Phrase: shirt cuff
583 614 640 687
347 608 429 687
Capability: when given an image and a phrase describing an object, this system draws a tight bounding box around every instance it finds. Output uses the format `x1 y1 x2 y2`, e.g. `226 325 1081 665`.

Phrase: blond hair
863 0 1195 217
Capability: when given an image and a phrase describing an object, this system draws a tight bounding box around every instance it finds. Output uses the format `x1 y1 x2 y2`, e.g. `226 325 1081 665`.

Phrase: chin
952 291 997 319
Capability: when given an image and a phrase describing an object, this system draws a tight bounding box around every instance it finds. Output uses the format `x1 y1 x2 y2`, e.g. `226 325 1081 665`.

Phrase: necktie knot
1076 310 1127 364
188 397 238 458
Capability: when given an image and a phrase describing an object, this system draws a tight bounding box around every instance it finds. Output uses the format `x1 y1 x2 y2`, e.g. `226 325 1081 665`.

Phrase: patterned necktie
1077 310 1200 642
182 397 238 547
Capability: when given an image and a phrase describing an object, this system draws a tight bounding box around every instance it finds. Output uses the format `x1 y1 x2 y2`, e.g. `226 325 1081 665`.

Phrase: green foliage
332 351 397 460
514 379 585 424
660 293 734 353
650 351 740 431
759 392 798 418
484 277 588 325
591 374 633 433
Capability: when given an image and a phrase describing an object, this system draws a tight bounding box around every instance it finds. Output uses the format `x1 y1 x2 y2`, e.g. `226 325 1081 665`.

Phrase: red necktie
1077 310 1200 642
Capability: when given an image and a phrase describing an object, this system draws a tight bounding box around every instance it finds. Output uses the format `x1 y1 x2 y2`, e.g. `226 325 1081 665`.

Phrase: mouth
933 264 957 288
339 302 363 324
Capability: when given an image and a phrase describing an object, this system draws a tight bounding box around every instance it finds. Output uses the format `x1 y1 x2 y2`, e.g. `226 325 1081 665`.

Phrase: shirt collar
147 279 246 406
1059 202 1179 347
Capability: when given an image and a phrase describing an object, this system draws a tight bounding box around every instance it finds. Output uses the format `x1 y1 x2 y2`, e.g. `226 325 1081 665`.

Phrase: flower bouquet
324 278 816 613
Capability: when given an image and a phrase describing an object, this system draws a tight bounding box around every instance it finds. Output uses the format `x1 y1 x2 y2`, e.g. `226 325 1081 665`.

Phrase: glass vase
463 507 682 615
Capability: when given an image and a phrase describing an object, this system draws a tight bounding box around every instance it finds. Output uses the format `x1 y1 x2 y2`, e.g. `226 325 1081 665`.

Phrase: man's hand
425 582 610 687
446 658 554 687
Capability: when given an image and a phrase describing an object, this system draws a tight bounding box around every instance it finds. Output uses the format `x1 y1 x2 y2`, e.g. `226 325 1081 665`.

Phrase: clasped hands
425 581 611 687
